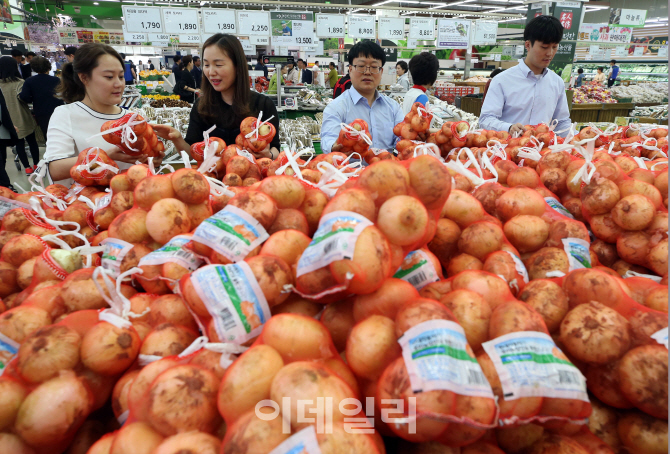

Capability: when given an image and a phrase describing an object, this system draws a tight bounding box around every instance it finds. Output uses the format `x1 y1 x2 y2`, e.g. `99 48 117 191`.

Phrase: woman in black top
175 55 197 103
19 56 64 141
154 34 280 159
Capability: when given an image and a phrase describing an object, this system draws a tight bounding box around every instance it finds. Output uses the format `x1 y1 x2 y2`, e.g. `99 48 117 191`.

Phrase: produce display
463 76 489 82
139 69 171 81
571 85 618 104
632 104 668 119
149 98 191 108
611 82 668 103
0 110 668 454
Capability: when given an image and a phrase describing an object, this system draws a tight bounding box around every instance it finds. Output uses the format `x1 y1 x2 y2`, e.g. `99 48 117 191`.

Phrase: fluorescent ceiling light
584 6 608 10
433 0 476 8
90 15 97 20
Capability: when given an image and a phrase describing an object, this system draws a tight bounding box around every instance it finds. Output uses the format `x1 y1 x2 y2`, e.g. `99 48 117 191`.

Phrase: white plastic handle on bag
86 112 147 152
340 123 372 146
244 111 275 140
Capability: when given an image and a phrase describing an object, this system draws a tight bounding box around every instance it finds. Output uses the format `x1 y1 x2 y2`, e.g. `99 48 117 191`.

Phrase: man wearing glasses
321 41 404 156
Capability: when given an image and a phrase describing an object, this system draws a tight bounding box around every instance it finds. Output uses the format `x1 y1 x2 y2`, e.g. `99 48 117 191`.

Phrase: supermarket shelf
574 60 669 64
619 72 668 76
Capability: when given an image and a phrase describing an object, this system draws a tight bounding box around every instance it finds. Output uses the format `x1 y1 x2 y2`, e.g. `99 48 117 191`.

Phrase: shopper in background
191 55 202 89
0 56 40 175
321 41 404 154
574 68 584 88
10 49 22 77
396 60 410 90
43 44 146 186
607 59 619 87
296 59 312 84
255 54 268 79
119 53 135 85
21 51 35 79
19 56 63 142
267 63 288 94
483 68 504 101
0 88 19 191
286 62 297 84
64 46 77 63
593 67 607 85
479 15 570 137
152 34 280 160
171 55 181 75
332 66 351 99
175 55 197 103
403 52 439 115
328 62 338 89
149 60 155 71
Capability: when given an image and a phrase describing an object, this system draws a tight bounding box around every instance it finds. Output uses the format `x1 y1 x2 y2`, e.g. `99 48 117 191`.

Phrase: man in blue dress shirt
321 41 404 154
479 15 571 137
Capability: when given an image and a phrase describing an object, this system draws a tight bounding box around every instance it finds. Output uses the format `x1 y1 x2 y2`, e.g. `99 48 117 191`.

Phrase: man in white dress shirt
479 15 571 137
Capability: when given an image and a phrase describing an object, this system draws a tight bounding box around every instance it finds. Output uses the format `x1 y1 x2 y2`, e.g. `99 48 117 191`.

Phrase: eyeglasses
351 64 382 74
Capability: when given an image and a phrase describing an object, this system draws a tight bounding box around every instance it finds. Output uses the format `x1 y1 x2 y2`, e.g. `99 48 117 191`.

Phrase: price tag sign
238 38 255 56
409 17 435 40
123 6 163 33
162 7 200 34
378 17 404 40
589 44 600 54
494 54 501 61
124 31 146 43
179 34 201 44
614 46 626 56
436 19 470 49
348 15 376 39
237 11 270 36
616 8 647 28
316 14 345 39
270 11 314 46
633 46 644 56
202 9 237 34
472 20 497 45
658 46 668 58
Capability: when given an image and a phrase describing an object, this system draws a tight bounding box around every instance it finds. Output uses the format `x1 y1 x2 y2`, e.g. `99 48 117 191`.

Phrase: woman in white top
593 67 607 86
396 60 410 91
42 43 149 186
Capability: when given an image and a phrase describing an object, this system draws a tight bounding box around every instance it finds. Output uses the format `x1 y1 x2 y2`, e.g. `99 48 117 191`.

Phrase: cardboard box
500 61 519 69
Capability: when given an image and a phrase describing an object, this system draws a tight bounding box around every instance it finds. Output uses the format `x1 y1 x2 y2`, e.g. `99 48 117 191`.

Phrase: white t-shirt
42 102 127 186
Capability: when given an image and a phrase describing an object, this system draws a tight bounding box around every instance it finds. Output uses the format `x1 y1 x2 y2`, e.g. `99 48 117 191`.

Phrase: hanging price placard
348 15 376 39
162 8 200 34
179 34 201 44
472 20 497 45
436 19 470 49
123 6 164 33
378 17 404 40
270 11 314 46
202 9 237 34
123 31 147 43
236 11 271 36
409 17 435 40
316 14 345 39
148 33 170 46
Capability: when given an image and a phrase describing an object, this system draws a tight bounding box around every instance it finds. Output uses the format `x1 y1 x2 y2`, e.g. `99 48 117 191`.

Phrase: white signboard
124 31 147 43
202 9 237 35
270 11 314 46
633 46 644 56
148 33 170 45
162 8 200 34
614 46 626 56
123 6 164 33
316 14 345 39
409 17 435 40
617 9 647 27
348 15 376 39
250 36 270 45
658 46 668 58
238 38 255 56
472 20 497 45
378 17 404 40
589 44 600 54
237 11 270 36
57 28 79 45
494 54 501 61
436 19 470 49
178 34 201 45
515 45 524 56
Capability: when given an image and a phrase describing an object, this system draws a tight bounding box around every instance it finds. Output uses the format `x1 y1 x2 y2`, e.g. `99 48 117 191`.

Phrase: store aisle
4 145 45 191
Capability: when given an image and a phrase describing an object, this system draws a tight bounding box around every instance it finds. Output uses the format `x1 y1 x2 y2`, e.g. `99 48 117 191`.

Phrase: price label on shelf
270 11 314 46
162 7 200 34
472 20 497 45
237 11 270 36
148 33 170 43
179 34 201 44
123 6 164 33
123 31 147 43
378 17 404 40
614 46 626 56
633 46 644 56
202 8 237 35
409 17 435 40
348 15 376 39
316 14 345 39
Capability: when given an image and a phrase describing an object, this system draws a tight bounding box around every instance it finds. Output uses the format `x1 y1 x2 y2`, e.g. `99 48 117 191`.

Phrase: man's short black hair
524 15 564 45
329 62 335 68
10 49 22 58
174 55 181 63
396 60 408 72
409 52 439 86
25 52 36 58
64 46 77 56
611 59 617 64
193 56 200 62
347 41 386 66
314 61 319 65
577 68 583 74
489 68 504 78
120 53 126 59
30 56 51 74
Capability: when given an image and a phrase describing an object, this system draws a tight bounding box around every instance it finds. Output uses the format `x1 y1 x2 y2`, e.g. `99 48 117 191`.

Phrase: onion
446 253 483 277
17 324 81 383
222 408 288 454
112 370 140 419
154 431 221 454
21 284 66 320
15 371 92 447
134 174 176 210
0 234 48 267
611 194 655 231
395 298 457 337
617 411 668 454
353 278 419 323
16 256 36 289
377 195 429 246
146 364 220 436
139 323 198 357
357 160 410 206
346 315 401 380
0 378 27 431
0 433 38 454
127 358 179 423
262 313 334 363
0 261 19 298
108 208 149 244
66 419 108 454
457 221 504 260
148 294 198 331
80 321 141 375
145 198 191 245
110 422 164 454
440 289 491 351
0 306 51 343
518 280 568 333
617 345 668 419
320 299 355 352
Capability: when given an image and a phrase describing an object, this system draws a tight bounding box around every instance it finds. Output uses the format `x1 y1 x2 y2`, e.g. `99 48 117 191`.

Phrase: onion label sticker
0 196 30 220
394 250 440 290
0 332 19 376
652 327 668 349
562 238 591 271
399 320 494 398
191 263 271 344
93 193 112 213
100 238 134 278
269 426 322 454
296 211 373 277
544 197 574 219
193 205 269 262
506 251 529 284
139 234 203 271
482 331 588 402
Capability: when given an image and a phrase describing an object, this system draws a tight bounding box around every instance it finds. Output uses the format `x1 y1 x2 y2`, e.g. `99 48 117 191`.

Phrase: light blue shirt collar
348 86 381 107
518 58 548 78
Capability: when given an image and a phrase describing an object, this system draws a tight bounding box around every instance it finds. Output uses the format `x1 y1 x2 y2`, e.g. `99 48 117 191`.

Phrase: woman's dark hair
489 68 504 78
179 55 193 71
577 68 584 74
524 15 564 45
57 43 125 104
597 67 604 72
0 56 22 82
347 41 386 66
198 33 251 124
396 60 408 72
30 56 51 74
409 52 439 86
